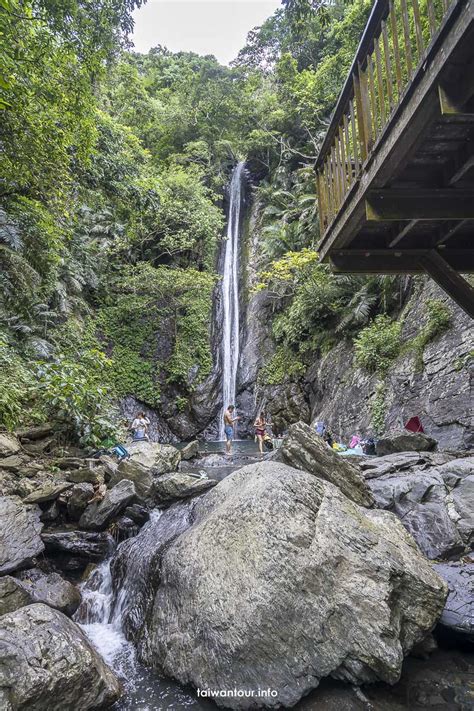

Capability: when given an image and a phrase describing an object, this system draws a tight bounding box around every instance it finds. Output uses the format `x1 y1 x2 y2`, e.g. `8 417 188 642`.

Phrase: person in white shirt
130 411 150 441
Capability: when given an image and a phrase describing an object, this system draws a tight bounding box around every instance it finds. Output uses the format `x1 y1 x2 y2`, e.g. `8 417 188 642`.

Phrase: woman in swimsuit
254 412 266 455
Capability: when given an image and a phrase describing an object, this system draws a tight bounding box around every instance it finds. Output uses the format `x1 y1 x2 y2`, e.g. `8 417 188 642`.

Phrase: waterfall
219 161 245 440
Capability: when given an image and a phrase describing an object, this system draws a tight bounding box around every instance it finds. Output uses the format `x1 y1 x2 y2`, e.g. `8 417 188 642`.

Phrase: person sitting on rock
130 412 150 441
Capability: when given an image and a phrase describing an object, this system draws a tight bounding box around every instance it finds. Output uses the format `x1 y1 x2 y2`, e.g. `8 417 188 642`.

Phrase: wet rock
278 421 374 507
108 459 153 500
150 472 217 506
67 483 95 520
121 461 446 708
180 440 199 460
15 568 81 616
128 441 181 473
0 603 121 709
123 503 150 526
23 481 72 504
0 433 21 457
432 561 474 641
79 479 136 531
0 576 33 616
361 452 434 479
42 530 114 561
63 465 105 485
375 430 437 456
0 496 44 574
112 516 139 541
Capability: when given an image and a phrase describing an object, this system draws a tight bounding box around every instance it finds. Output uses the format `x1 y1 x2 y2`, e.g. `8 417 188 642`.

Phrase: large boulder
0 603 121 709
79 479 136 531
108 459 153 500
128 441 181 473
375 430 437 456
15 568 81 617
114 461 446 708
368 456 474 559
0 433 21 457
277 421 374 507
150 472 217 506
0 496 44 574
433 561 474 641
15 423 54 442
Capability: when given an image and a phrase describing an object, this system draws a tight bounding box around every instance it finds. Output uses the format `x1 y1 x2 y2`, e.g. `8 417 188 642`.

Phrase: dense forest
0 0 455 445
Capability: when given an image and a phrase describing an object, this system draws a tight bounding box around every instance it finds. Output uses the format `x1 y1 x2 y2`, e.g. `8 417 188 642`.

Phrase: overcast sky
131 0 282 65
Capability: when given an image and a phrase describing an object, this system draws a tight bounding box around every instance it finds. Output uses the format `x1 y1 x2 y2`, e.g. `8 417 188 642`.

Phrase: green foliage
260 346 306 386
407 299 451 369
0 331 34 429
96 263 215 406
354 315 402 375
35 354 116 446
371 381 387 435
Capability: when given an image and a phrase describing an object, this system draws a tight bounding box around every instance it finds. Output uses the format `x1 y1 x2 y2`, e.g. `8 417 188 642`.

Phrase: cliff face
237 199 473 450
305 279 473 450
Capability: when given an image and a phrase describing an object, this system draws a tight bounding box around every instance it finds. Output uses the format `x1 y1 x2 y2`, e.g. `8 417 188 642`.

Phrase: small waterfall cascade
219 161 245 440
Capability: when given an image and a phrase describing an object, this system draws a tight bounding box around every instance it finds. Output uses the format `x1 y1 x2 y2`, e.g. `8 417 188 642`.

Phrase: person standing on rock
224 405 239 455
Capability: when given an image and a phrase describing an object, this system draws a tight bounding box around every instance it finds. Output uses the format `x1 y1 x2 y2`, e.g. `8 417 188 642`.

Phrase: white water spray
219 162 245 440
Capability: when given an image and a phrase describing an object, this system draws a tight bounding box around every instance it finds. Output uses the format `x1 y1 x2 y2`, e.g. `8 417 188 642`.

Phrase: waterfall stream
74 511 213 710
219 161 245 440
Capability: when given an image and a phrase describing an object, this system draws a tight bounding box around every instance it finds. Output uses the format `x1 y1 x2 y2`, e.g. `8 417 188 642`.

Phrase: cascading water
219 161 245 440
74 511 213 710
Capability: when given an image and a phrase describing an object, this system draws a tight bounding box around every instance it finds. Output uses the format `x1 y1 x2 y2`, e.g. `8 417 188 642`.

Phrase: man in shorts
223 405 239 455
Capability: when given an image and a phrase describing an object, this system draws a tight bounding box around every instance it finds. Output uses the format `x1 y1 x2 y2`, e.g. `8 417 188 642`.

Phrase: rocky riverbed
0 424 472 709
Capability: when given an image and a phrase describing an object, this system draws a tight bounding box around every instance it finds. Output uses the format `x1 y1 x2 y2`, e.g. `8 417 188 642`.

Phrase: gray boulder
368 457 474 559
42 530 113 561
180 440 199 460
0 577 33 616
16 568 81 616
0 455 26 472
128 441 181 473
15 423 54 442
278 421 374 507
108 459 153 500
0 604 121 709
67 483 95 520
0 433 20 457
0 496 44 574
433 561 474 641
375 430 437 456
150 472 217 506
79 479 136 531
23 481 72 504
63 465 105 486
115 461 446 708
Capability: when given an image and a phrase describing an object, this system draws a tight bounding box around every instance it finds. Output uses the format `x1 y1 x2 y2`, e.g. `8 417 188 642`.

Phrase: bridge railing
316 0 456 238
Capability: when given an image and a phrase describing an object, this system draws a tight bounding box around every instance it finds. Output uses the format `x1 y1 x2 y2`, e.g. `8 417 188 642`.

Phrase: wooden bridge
315 0 474 317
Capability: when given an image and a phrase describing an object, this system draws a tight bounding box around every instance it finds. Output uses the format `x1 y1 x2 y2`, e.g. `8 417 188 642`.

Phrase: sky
131 0 282 65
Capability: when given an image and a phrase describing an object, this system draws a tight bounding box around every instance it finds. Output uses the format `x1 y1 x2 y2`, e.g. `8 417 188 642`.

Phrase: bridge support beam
419 250 474 319
366 190 474 221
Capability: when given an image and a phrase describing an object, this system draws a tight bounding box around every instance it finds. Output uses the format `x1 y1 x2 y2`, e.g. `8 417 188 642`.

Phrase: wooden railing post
354 66 370 163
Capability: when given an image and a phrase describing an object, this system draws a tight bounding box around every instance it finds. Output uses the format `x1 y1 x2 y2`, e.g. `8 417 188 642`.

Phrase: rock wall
306 279 473 450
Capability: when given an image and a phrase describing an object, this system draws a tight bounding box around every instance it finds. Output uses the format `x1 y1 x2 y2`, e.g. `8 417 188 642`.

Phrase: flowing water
75 511 213 710
219 162 245 440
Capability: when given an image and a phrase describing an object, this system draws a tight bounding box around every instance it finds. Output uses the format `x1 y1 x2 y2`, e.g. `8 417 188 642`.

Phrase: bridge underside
318 0 474 317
